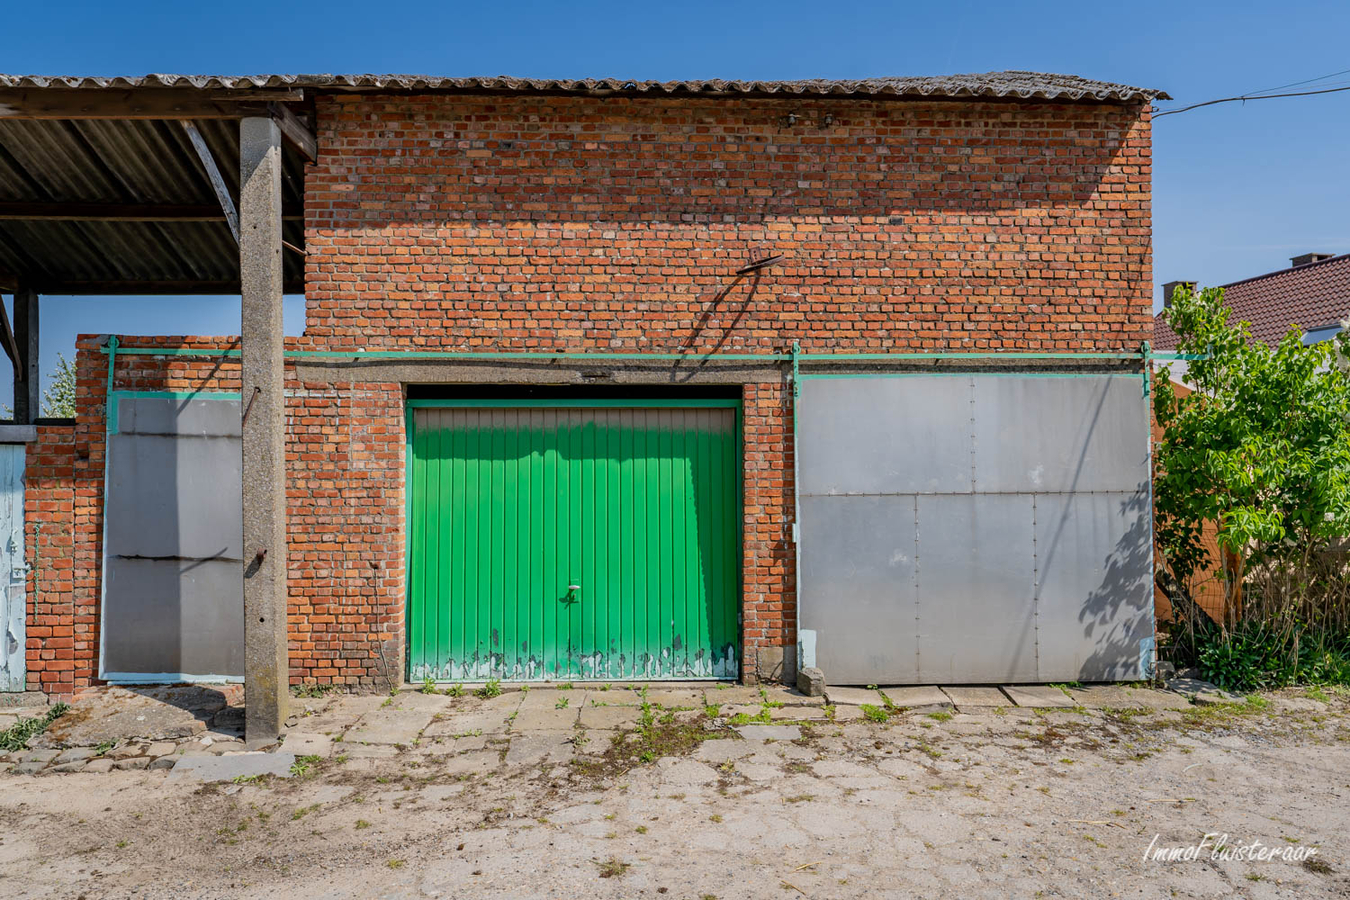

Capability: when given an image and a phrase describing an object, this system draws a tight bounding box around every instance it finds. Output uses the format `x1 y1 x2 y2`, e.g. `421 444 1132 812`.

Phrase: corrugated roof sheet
1154 253 1350 349
0 71 1169 102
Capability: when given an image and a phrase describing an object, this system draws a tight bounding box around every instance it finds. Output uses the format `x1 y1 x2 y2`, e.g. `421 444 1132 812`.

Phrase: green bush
1187 621 1350 693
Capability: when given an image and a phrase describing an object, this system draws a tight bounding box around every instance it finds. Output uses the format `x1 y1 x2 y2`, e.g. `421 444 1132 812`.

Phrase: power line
1154 83 1350 118
1242 66 1350 97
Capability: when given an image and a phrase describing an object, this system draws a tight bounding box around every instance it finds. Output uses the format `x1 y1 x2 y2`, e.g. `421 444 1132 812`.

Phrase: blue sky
4 0 1348 404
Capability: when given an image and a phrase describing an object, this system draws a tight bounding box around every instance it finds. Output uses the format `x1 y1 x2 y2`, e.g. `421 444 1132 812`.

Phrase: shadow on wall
1076 487 1155 680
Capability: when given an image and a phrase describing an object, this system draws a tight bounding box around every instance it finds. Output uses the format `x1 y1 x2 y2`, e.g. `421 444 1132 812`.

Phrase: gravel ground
0 687 1346 899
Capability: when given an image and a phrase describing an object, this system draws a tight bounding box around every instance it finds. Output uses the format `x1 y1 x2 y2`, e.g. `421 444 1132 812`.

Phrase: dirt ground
1 685 1347 899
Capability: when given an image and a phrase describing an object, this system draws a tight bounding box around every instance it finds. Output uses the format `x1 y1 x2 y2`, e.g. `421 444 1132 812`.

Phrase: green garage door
407 400 740 682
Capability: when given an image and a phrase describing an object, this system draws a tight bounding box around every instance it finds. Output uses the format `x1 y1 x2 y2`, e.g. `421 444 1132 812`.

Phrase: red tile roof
1154 253 1350 350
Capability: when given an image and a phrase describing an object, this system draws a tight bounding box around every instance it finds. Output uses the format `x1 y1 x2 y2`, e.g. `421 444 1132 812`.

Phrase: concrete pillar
239 116 288 745
13 288 38 424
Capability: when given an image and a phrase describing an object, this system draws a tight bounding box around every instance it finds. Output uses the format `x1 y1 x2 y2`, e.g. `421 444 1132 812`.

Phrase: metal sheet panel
916 494 1039 683
101 393 243 680
116 395 240 437
1034 491 1153 681
972 376 1148 493
102 558 243 678
797 494 919 685
797 377 973 496
105 433 243 559
795 372 1152 685
408 404 739 682
0 446 24 691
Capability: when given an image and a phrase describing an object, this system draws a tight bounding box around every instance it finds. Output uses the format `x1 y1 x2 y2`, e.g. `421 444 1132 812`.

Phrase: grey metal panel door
0 445 24 692
797 373 1153 685
101 393 244 681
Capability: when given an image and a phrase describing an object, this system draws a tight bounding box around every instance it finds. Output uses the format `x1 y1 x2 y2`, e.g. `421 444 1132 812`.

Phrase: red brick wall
25 93 1154 693
24 425 77 694
28 338 406 695
305 94 1153 352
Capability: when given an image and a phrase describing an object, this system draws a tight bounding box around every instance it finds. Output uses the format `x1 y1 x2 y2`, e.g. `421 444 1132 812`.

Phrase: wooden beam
21 279 304 295
0 201 303 222
0 88 302 120
0 292 20 376
180 121 240 242
268 102 317 163
12 288 38 424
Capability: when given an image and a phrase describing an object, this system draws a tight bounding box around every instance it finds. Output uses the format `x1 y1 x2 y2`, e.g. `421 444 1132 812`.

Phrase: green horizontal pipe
408 398 742 409
95 345 1162 362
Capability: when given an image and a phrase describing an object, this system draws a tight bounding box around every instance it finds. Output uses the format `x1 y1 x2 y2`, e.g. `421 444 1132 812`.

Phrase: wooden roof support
0 201 303 221
0 88 303 119
267 102 316 163
179 121 240 242
0 291 21 376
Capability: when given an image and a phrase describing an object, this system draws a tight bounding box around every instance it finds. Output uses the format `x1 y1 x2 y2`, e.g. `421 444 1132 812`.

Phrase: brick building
0 73 1166 717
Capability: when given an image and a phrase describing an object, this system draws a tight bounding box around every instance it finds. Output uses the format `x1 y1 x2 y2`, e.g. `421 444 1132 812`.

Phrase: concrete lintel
0 424 37 443
239 115 288 745
291 360 785 386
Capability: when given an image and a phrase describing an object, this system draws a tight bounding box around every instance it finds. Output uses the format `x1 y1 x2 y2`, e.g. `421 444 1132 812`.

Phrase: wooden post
12 288 38 424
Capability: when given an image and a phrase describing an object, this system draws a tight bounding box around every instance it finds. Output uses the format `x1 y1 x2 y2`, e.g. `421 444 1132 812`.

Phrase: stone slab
941 687 1010 708
342 708 433 745
511 708 579 732
168 751 295 783
642 690 705 709
823 687 886 707
504 734 574 767
441 750 502 775
1068 685 1190 711
881 686 951 709
1166 678 1240 705
423 709 513 737
702 686 762 705
32 685 228 749
735 724 801 741
578 706 640 729
283 732 334 758
1002 685 1076 708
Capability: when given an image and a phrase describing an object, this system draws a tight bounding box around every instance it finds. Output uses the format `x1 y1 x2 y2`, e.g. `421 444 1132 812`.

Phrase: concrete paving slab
518 689 585 711
1002 685 1076 708
1069 685 1189 711
32 685 220 749
343 708 433 745
441 750 502 775
693 738 755 763
1166 678 1240 705
824 687 886 707
423 709 512 737
504 733 575 766
703 686 762 705
511 708 579 731
735 724 801 741
881 686 951 709
341 744 399 759
581 689 646 707
761 687 823 707
283 732 334 758
941 687 1010 708
168 751 295 783
643 689 705 709
578 706 639 729
387 691 454 712
769 705 831 721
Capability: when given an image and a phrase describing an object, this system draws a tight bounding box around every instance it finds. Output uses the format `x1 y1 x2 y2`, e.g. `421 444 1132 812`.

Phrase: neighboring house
1154 252 1350 354
0 71 1166 700
1151 252 1349 624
